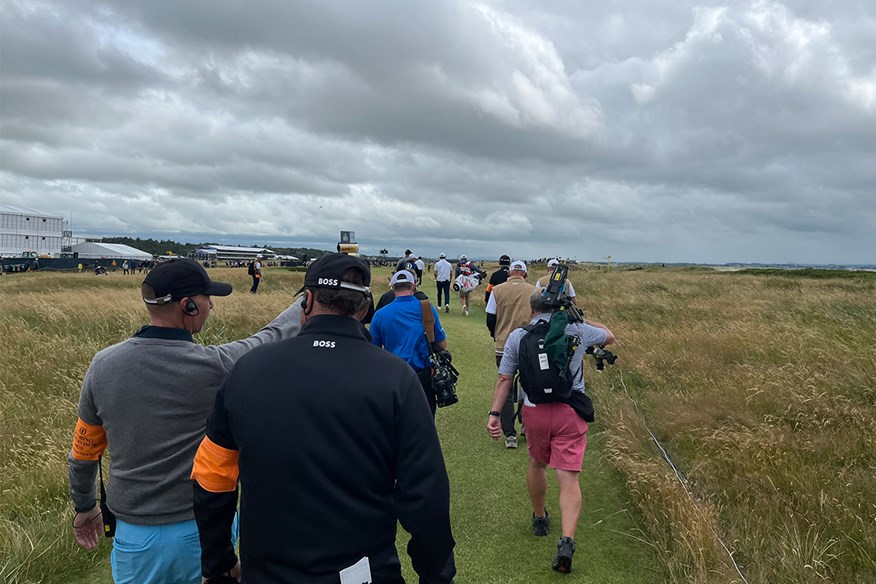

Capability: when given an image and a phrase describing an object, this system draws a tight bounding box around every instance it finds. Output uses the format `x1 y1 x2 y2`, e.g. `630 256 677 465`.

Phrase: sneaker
463 306 469 316
552 537 576 573
531 510 550 536
445 304 450 313
504 435 518 449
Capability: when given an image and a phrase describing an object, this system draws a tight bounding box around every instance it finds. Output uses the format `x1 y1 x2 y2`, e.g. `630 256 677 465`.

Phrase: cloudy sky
1 1 874 263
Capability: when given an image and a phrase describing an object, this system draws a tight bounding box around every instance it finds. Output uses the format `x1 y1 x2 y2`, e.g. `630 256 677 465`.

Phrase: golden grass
572 267 876 583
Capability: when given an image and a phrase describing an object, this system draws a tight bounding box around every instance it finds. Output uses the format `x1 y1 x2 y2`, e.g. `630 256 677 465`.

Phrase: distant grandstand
0 203 70 257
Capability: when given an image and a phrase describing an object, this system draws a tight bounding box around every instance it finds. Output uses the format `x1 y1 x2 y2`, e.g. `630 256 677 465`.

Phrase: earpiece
183 299 199 314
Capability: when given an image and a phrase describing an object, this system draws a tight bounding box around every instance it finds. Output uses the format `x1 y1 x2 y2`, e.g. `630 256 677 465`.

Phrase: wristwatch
488 410 501 417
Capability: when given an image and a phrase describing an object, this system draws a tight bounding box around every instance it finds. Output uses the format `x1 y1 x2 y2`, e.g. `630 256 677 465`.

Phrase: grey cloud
1 1 874 264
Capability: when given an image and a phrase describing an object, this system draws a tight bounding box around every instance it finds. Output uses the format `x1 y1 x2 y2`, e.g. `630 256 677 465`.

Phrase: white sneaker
505 435 518 449
445 304 450 313
463 306 469 316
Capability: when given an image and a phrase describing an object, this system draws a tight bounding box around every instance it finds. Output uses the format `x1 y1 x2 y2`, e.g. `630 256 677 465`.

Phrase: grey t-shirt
499 312 606 404
68 302 302 524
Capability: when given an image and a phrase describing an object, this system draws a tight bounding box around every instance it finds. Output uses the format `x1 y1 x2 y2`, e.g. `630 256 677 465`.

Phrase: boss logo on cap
317 278 339 286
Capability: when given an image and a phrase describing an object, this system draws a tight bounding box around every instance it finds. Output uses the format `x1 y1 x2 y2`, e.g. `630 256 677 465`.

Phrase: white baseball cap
390 270 417 287
510 260 527 272
439 252 446 258
547 258 559 267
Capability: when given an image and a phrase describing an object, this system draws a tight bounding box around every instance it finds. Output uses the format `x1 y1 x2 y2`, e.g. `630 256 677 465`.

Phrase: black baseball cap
143 259 232 303
295 253 371 295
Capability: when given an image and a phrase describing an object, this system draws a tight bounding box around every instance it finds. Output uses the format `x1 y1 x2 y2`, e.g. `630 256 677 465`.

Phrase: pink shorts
521 402 588 471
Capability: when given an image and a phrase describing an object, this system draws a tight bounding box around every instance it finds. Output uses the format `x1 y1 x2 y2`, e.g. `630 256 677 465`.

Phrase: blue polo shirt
370 295 446 371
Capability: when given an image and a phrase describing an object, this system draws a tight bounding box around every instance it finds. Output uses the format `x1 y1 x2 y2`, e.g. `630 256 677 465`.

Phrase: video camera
430 350 460 407
540 263 584 323
542 263 618 370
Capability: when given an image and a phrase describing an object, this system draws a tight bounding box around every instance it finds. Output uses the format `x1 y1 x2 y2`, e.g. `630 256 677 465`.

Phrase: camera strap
98 455 117 538
420 300 436 349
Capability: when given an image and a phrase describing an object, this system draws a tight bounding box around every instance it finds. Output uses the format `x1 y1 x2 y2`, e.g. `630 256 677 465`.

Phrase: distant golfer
67 258 302 584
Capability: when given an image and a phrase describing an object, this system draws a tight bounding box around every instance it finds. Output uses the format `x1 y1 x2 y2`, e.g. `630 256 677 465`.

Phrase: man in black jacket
192 253 456 584
484 254 511 304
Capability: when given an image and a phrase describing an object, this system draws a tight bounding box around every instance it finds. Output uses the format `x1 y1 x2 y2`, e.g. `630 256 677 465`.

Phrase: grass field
1 265 874 583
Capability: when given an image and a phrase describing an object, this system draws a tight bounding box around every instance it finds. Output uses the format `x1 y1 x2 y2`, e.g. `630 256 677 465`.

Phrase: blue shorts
111 514 239 584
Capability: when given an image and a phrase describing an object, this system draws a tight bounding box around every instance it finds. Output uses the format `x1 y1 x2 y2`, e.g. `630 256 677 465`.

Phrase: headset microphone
143 294 173 305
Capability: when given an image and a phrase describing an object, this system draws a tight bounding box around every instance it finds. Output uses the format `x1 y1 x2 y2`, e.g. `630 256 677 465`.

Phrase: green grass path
73 292 663 583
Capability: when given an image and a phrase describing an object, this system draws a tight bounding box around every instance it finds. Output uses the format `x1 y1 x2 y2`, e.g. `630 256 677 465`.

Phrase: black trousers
496 354 519 437
415 368 437 418
436 280 451 307
250 276 260 294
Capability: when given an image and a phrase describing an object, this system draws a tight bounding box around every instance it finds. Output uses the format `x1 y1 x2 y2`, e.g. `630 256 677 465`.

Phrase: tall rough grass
573 267 876 583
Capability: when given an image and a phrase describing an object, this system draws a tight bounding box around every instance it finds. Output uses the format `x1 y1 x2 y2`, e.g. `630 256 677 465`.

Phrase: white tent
71 242 153 261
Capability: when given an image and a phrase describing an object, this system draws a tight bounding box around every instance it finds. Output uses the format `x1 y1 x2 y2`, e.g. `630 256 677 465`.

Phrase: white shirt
434 259 452 281
415 259 425 272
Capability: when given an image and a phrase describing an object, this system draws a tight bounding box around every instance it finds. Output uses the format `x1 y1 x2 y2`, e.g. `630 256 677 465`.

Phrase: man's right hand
72 506 102 549
203 560 241 583
487 415 503 440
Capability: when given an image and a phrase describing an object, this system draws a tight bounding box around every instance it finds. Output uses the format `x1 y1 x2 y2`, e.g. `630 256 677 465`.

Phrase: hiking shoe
531 510 550 536
552 537 576 573
504 435 518 449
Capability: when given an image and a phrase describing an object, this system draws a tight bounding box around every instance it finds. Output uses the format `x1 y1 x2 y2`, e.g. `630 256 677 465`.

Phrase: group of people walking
68 251 614 582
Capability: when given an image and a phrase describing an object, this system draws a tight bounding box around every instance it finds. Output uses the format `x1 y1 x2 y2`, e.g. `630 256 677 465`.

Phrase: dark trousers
496 354 519 437
436 280 451 307
415 368 437 418
250 276 260 294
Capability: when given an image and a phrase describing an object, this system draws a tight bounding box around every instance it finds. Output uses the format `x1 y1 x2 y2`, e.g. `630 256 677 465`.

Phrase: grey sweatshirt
68 302 302 524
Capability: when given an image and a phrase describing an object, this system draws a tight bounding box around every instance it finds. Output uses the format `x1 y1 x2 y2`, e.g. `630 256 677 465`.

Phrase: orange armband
191 437 240 493
71 418 107 461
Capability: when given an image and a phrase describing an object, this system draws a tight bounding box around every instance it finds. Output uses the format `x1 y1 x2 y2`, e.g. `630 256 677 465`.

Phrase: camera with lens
542 263 618 370
585 345 617 371
431 350 460 407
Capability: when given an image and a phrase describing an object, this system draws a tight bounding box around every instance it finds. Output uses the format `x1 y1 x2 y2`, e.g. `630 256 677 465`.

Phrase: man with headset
192 253 456 583
67 258 302 584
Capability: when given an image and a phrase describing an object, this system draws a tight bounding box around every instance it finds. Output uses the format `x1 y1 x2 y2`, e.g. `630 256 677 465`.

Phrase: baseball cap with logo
390 270 417 287
143 259 232 304
294 253 371 295
510 260 527 272
547 258 559 268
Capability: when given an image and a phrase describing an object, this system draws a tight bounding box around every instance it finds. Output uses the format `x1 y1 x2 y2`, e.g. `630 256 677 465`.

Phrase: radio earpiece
183 299 199 314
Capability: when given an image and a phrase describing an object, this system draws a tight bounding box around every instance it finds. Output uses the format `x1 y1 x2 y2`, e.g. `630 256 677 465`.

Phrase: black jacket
194 315 455 583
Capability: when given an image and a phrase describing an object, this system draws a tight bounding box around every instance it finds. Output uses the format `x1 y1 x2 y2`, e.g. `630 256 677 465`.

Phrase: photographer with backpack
248 255 262 294
486 291 614 574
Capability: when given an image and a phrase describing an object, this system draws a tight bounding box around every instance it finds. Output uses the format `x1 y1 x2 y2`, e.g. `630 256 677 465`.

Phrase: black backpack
247 261 255 276
517 320 573 404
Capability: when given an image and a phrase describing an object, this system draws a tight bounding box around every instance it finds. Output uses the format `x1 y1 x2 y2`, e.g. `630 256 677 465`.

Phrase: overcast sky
1 1 874 263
